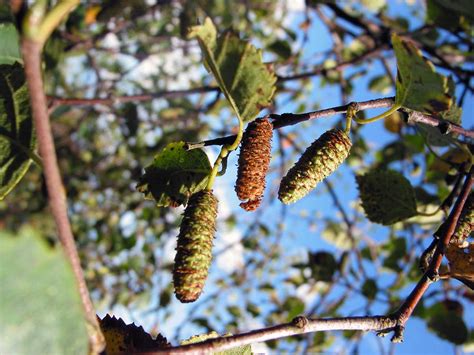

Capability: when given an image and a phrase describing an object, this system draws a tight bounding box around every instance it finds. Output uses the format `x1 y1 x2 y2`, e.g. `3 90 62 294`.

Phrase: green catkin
173 190 218 303
451 194 473 247
235 117 273 211
278 129 352 204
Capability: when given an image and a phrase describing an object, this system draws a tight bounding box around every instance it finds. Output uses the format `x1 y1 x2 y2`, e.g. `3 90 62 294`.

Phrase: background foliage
0 0 473 353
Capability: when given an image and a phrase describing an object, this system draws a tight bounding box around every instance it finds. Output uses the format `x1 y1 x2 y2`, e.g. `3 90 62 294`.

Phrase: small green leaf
428 313 468 345
268 39 292 60
137 141 211 207
246 302 261 317
427 0 474 30
392 33 452 115
361 278 378 300
321 220 352 250
382 237 407 272
0 5 21 65
356 169 417 225
0 62 36 200
308 251 337 282
0 228 88 354
283 296 305 321
368 75 393 94
361 0 386 12
188 17 276 122
416 123 457 147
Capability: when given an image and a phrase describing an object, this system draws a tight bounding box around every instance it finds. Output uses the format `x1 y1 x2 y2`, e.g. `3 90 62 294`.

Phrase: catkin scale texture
173 190 218 303
278 129 351 204
235 118 273 211
451 194 473 246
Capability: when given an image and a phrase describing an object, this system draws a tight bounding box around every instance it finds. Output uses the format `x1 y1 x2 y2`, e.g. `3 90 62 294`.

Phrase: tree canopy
0 1 473 353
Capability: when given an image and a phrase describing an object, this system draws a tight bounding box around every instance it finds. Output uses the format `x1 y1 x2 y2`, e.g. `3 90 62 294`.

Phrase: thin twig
21 39 104 352
393 168 473 327
188 97 473 148
47 86 219 106
147 316 397 354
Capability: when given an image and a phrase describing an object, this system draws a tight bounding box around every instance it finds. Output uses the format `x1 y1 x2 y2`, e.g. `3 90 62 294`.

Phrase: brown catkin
278 129 352 204
173 190 218 303
235 117 273 211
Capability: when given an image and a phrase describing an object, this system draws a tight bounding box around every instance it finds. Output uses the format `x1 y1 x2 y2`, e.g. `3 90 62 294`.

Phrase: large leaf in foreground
392 33 452 115
137 141 211 207
0 228 88 354
0 62 35 200
188 17 276 122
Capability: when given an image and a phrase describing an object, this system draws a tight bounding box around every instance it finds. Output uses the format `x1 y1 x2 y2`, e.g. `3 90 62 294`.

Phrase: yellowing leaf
392 33 452 114
429 148 472 174
384 111 404 134
446 243 474 290
188 17 276 122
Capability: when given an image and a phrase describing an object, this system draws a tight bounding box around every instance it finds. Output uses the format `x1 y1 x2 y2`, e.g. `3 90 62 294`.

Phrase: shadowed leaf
137 141 211 207
356 169 417 225
99 314 170 354
0 62 35 200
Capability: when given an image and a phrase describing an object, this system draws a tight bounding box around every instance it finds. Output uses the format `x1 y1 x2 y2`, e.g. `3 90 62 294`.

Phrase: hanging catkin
235 117 273 211
278 129 351 204
451 194 473 247
173 190 218 303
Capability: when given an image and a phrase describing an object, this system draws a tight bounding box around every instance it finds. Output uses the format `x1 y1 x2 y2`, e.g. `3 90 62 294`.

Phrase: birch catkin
173 190 218 303
451 194 473 247
235 117 273 211
278 129 352 204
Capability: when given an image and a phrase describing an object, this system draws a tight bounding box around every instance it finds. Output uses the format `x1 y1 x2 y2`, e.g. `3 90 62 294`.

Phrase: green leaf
246 302 261 317
283 296 305 321
361 0 386 12
427 0 474 30
321 220 352 250
356 169 417 225
368 75 393 94
137 141 211 207
464 330 474 353
361 278 378 300
0 5 21 65
0 228 88 354
416 123 457 147
188 17 276 122
308 251 337 282
382 237 407 272
0 62 35 200
392 33 452 115
268 39 292 60
428 313 468 345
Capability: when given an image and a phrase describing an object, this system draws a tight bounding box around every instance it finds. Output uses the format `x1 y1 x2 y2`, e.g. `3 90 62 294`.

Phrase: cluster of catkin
172 118 352 303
